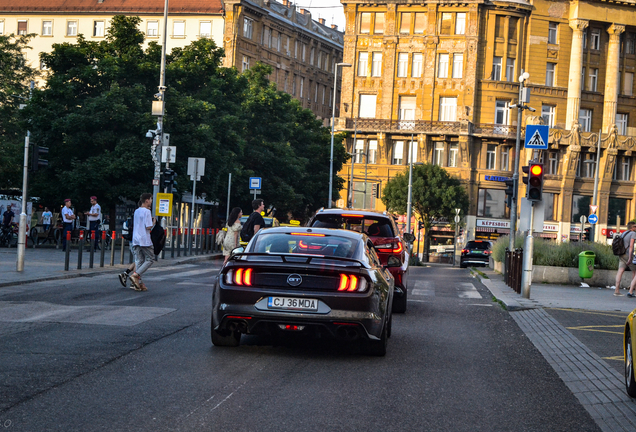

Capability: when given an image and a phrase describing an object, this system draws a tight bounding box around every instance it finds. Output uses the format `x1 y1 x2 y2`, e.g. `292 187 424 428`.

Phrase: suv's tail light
225 268 253 286
338 274 368 292
376 241 403 254
485 250 492 255
461 249 469 254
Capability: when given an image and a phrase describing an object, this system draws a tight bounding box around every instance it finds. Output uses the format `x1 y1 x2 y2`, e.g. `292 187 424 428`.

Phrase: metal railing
344 118 462 134
505 248 523 294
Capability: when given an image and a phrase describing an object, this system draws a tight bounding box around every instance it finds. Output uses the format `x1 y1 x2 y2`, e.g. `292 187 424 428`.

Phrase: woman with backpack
222 207 243 264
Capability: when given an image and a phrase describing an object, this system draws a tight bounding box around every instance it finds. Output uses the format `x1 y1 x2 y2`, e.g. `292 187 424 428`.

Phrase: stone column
603 24 626 133
565 19 589 130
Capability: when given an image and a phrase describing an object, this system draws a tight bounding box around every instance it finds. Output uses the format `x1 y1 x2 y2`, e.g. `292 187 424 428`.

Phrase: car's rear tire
626 329 636 397
211 324 241 347
393 290 407 313
364 315 388 357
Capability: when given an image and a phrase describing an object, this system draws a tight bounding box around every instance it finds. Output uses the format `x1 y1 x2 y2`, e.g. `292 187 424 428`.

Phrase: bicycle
0 224 18 248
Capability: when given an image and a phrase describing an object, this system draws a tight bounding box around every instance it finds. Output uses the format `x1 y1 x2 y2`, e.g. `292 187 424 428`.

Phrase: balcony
343 118 463 134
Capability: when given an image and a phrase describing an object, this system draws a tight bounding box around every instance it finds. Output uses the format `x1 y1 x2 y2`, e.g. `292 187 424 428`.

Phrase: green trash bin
578 251 595 279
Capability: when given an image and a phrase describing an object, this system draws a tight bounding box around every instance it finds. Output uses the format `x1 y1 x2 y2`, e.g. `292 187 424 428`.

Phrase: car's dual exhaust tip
336 326 359 340
227 320 248 333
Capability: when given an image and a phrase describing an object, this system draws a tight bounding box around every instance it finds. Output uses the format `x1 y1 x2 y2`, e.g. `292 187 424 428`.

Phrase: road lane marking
411 289 434 296
176 282 213 286
466 304 492 307
603 356 624 361
457 282 482 299
547 308 628 319
566 325 624 335
407 299 429 303
146 264 198 273
144 268 219 281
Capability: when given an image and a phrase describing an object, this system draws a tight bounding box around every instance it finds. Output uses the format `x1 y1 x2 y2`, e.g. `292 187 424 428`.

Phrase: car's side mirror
386 256 402 268
403 233 415 243
231 246 245 255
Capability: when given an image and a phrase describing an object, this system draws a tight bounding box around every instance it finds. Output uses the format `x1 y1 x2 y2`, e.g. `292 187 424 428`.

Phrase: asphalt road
0 263 600 432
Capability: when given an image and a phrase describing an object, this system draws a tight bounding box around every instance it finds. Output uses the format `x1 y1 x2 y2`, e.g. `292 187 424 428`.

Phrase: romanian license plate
267 297 318 311
472 250 484 254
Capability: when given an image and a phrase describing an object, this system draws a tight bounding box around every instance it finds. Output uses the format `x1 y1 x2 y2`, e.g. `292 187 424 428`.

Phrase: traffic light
583 227 591 241
504 179 514 209
162 168 175 193
30 145 49 172
521 165 529 187
526 162 544 202
418 221 425 231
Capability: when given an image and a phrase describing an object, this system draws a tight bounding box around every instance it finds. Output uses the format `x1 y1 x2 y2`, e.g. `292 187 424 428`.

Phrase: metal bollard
64 231 71 271
177 229 182 257
89 230 95 269
161 227 166 260
196 229 201 255
100 231 106 267
110 231 116 266
120 234 125 265
77 230 84 270
171 228 175 258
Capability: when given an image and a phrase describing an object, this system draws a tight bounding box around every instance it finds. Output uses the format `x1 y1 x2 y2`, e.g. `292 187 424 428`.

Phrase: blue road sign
525 125 549 149
588 214 598 224
249 177 262 190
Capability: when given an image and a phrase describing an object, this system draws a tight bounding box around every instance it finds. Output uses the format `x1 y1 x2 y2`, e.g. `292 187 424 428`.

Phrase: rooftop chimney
282 0 289 6
300 8 310 15
318 18 326 25
331 24 338 30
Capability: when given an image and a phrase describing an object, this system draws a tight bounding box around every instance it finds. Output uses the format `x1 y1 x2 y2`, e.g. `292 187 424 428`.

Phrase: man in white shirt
86 196 102 250
129 193 155 291
61 199 76 252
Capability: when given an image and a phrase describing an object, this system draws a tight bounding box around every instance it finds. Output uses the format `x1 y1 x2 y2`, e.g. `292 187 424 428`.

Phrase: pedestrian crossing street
410 280 483 300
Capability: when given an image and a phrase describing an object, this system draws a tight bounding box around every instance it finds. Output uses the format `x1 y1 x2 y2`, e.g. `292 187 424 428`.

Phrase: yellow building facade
336 0 636 245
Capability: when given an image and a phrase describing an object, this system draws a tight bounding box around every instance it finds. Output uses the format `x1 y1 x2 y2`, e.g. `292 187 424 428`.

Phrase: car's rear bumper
461 256 489 265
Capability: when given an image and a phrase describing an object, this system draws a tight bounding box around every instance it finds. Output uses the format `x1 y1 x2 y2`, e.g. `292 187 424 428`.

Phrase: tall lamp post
406 134 415 234
584 130 602 242
16 81 35 272
328 62 351 208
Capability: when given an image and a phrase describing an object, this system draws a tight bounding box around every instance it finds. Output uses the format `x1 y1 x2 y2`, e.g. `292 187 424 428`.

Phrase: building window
414 13 426 34
400 13 411 34
371 52 382 77
541 105 556 127
438 53 449 78
42 20 52 36
407 140 418 164
173 21 185 37
579 109 592 132
501 147 509 171
302 44 306 62
300 78 304 98
310 47 315 66
495 100 510 127
242 56 250 72
506 58 515 82
495 16 505 39
357 52 368 77
617 113 628 135
439 97 457 121
398 96 416 123
292 75 297 95
360 12 371 34
359 94 377 118
548 152 559 175
440 13 452 35
355 140 365 163
609 198 628 225
329 87 332 107
67 20 77 36
486 144 497 170
146 21 158 37
94 21 105 37
18 21 27 35
624 72 634 96
0 20 4 35
200 21 211 37
397 53 408 78
392 141 404 165
412 53 423 78
627 35 636 54
621 157 631 181
508 17 518 41
434 142 444 166
40 60 49 70
591 29 600 50
314 84 318 103
571 195 591 223
448 144 459 168
243 17 253 39
583 154 596 178
589 68 598 92
492 56 502 80
583 29 588 49
368 140 378 164
317 51 322 69
545 63 556 87
374 13 385 34
321 85 325 105
478 189 508 218
452 53 463 79
455 13 466 35
548 22 558 44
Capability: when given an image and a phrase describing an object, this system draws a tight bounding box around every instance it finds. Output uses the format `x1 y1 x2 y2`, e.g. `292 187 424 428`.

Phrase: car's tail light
225 268 253 286
298 240 323 250
290 232 326 237
485 250 492 255
461 249 469 254
392 242 403 254
376 241 403 254
340 214 364 218
337 274 367 292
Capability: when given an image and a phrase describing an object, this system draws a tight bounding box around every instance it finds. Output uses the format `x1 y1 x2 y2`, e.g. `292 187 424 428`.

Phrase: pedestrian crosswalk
409 280 483 300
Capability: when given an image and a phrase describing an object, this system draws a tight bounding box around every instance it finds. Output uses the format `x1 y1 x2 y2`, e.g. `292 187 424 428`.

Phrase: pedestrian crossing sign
524 125 549 149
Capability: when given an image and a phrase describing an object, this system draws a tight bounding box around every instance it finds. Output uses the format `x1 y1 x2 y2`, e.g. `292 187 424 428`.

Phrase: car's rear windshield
311 215 394 238
466 241 490 250
252 233 358 258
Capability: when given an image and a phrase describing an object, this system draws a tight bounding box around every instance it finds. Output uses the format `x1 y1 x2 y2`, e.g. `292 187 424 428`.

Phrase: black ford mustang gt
211 226 398 356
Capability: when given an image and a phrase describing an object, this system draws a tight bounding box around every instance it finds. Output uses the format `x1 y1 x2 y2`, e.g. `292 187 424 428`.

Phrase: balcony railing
345 118 462 134
473 124 518 139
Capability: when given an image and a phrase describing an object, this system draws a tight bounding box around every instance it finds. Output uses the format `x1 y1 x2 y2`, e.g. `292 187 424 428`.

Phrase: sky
292 0 346 31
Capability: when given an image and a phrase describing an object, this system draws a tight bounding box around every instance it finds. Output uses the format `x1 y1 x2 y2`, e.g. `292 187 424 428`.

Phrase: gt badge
287 274 302 286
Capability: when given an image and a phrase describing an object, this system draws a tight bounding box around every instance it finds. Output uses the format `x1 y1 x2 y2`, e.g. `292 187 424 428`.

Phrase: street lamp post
16 81 34 272
349 118 357 208
406 134 414 234
328 62 351 208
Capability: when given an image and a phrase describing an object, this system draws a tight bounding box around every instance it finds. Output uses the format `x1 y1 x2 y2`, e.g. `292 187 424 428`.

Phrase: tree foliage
382 163 469 260
22 15 345 221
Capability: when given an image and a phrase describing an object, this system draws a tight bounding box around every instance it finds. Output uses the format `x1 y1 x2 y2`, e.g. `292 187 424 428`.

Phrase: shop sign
484 175 512 182
476 219 510 228
543 224 558 232
571 226 582 233
604 228 625 238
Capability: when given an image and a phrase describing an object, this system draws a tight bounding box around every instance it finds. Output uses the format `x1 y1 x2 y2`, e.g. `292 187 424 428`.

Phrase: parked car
211 226 397 356
624 309 636 397
459 240 492 268
306 208 414 313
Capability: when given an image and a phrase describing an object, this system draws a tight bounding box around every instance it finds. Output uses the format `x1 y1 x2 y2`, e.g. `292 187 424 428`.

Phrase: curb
473 268 540 311
0 253 223 288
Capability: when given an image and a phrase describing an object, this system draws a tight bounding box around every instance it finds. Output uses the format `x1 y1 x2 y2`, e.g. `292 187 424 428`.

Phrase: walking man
129 193 156 291
42 207 52 231
615 222 636 296
240 199 265 242
86 196 102 250
61 199 76 251
2 204 14 229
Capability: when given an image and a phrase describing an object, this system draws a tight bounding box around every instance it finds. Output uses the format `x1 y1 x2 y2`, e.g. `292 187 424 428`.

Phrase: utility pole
16 81 34 272
590 130 601 242
406 134 414 234
349 118 357 208
328 63 351 208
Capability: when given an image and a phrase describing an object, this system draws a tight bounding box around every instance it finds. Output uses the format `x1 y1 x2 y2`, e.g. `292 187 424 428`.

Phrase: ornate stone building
222 0 344 120
336 0 636 244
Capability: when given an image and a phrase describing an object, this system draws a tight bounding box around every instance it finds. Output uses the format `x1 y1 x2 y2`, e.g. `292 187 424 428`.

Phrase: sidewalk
478 267 636 313
0 246 222 288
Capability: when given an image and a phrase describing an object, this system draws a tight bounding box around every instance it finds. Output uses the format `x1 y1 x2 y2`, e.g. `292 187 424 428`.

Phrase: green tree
381 163 469 262
0 34 38 189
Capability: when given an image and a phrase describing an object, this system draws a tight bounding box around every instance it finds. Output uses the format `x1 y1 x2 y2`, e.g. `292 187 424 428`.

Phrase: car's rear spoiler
229 252 363 268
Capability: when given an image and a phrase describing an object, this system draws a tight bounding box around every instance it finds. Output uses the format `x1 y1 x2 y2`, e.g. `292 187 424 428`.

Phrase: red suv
307 208 413 313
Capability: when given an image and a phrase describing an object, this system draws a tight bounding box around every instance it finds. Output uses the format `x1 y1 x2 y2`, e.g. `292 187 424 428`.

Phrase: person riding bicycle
2 205 15 229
